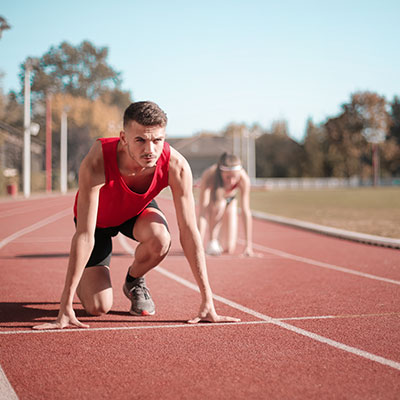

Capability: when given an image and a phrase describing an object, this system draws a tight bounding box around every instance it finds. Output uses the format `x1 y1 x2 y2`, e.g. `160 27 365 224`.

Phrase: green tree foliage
0 16 11 39
380 96 400 176
15 40 132 183
256 120 304 177
323 92 389 178
20 41 131 109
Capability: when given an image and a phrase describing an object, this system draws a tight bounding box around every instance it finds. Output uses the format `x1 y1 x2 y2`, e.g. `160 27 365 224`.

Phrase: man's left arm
168 148 240 323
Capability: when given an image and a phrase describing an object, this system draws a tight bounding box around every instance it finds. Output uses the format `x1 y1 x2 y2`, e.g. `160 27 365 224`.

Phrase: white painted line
12 237 71 243
154 265 400 371
3 312 397 336
0 365 18 400
0 209 71 250
119 235 400 371
0 203 59 219
237 239 400 286
0 321 269 335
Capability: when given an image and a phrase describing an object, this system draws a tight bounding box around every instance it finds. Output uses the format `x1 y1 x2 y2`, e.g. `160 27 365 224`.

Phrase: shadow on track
0 302 188 327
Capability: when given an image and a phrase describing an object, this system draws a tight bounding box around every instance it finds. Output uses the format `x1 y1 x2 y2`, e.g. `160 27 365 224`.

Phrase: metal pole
248 132 256 183
60 110 68 194
233 131 240 157
23 64 31 198
246 129 251 177
46 95 52 193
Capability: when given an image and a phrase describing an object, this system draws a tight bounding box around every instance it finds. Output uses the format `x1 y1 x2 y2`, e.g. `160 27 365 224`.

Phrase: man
34 101 239 330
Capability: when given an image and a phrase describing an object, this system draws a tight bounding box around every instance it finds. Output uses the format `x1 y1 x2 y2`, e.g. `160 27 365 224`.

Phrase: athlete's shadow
0 301 87 327
12 252 127 259
0 302 187 327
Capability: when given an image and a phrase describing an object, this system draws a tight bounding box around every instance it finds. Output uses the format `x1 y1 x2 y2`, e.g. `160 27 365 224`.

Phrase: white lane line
0 209 71 250
119 234 400 371
2 312 397 336
156 265 400 371
0 365 18 400
11 237 71 243
237 239 400 286
0 321 269 335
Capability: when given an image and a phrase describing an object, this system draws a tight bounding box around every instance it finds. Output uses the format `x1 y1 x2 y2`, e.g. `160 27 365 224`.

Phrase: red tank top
74 137 170 228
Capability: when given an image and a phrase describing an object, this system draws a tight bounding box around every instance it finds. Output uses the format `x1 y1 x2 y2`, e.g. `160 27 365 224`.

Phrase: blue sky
1 0 399 141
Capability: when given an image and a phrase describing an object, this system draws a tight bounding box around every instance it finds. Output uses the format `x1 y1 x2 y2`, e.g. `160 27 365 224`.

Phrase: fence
252 177 400 189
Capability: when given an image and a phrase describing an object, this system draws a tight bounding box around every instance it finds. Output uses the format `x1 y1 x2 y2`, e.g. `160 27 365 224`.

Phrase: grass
250 187 400 239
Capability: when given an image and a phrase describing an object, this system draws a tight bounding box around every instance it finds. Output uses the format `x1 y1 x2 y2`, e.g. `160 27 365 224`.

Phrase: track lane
1 194 400 399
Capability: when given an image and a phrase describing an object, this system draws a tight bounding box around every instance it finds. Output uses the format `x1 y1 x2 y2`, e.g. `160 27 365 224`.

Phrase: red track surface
1 194 400 399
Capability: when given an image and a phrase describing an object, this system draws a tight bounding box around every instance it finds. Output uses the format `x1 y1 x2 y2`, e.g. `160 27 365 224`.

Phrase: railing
252 177 400 189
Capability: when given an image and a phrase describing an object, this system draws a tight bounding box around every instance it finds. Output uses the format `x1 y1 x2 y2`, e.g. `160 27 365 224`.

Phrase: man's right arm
33 141 105 330
197 168 211 243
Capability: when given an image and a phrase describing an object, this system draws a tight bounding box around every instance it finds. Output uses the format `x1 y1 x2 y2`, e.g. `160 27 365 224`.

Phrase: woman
198 153 254 256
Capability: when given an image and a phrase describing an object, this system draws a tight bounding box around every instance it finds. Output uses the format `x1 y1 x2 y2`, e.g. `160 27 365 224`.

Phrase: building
168 134 233 180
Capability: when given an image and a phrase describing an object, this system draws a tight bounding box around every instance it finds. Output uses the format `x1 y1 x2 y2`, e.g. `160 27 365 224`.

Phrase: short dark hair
123 101 168 128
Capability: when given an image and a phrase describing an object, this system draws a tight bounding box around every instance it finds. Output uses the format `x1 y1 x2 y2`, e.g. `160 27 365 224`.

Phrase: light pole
46 94 52 193
244 127 257 183
23 62 31 198
60 108 68 194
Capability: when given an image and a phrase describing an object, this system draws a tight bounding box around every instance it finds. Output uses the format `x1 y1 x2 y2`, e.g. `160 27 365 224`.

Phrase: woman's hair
211 153 241 201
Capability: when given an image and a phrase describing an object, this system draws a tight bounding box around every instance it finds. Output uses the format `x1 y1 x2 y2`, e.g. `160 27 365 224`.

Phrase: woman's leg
220 199 238 254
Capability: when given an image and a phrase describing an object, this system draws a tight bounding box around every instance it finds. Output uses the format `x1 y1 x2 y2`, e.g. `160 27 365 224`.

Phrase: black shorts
75 199 168 268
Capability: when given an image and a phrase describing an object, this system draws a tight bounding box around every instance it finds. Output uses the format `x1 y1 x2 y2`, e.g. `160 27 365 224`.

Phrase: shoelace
129 284 151 300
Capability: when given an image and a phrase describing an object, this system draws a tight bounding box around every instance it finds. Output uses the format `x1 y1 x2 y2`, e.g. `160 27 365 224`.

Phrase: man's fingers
187 317 202 324
72 319 90 329
187 315 241 324
32 322 62 330
32 319 89 330
217 316 241 323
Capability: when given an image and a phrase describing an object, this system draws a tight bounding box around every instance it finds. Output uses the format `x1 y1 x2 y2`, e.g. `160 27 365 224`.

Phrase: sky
1 0 399 142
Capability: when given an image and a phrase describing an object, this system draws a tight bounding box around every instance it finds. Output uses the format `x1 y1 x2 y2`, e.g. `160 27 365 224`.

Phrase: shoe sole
123 284 156 316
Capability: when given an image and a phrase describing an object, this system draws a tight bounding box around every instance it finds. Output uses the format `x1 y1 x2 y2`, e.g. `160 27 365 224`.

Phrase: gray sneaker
123 277 155 316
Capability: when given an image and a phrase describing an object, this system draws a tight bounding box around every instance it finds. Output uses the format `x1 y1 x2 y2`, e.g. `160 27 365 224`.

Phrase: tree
13 40 133 186
50 93 123 181
0 16 11 39
380 96 400 177
302 118 325 177
256 120 304 178
322 92 391 179
351 92 390 184
19 40 131 109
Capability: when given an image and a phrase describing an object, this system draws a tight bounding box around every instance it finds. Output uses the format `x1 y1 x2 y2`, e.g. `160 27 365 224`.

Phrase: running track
0 193 399 399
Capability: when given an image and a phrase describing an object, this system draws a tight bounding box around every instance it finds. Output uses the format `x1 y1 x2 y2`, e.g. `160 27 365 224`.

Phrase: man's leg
122 207 170 316
75 225 114 316
76 266 113 316
128 207 171 278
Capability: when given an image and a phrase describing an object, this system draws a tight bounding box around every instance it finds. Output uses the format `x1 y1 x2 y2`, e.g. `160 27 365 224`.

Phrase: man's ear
120 130 127 145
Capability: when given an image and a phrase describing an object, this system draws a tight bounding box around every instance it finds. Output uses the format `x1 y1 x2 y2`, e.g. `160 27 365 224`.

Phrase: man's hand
32 307 89 330
187 302 241 324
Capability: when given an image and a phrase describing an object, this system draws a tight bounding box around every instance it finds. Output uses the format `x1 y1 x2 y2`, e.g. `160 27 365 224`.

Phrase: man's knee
83 298 112 316
149 228 171 258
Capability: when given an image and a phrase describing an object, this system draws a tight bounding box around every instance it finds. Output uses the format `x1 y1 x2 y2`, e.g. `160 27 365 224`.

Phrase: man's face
120 121 166 169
